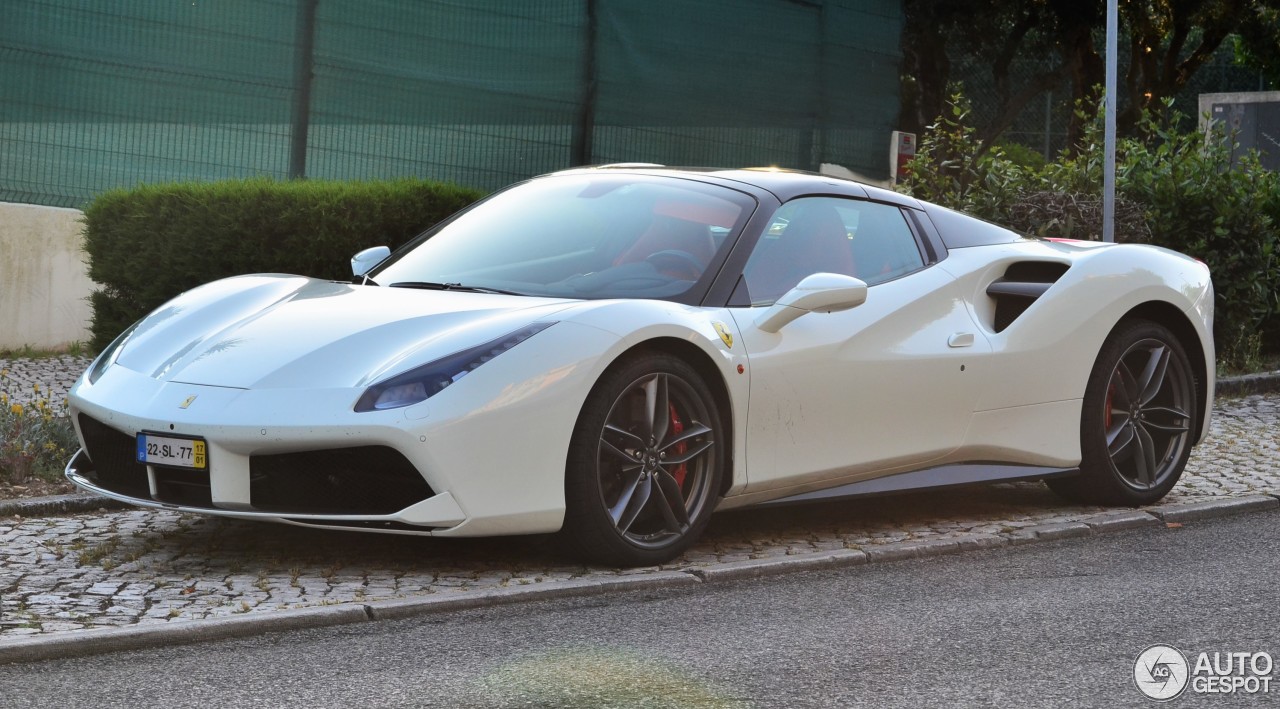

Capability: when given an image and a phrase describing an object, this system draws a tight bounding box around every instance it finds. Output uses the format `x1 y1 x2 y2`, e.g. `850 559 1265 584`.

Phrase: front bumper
63 327 611 537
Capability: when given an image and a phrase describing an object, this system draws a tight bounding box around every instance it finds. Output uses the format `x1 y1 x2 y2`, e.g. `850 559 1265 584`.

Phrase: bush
900 93 1026 223
904 93 1280 370
83 177 486 351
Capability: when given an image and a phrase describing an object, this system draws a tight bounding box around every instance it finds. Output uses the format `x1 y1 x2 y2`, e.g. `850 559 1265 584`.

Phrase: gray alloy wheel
1048 320 1196 506
561 353 722 566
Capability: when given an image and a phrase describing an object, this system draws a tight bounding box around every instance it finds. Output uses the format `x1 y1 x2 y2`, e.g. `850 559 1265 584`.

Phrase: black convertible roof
555 165 924 209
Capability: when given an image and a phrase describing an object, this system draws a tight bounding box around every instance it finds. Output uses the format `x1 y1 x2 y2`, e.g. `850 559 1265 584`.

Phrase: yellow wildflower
9 403 22 416
32 383 40 393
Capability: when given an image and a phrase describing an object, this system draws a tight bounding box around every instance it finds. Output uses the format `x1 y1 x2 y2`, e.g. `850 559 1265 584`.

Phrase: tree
1232 2 1280 86
898 0 1280 149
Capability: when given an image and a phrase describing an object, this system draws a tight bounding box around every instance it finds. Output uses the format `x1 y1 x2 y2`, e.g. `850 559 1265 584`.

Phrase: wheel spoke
1111 365 1136 410
614 475 652 534
657 422 712 452
1108 420 1136 458
603 423 645 449
662 439 714 465
608 468 645 525
1140 405 1191 433
653 469 690 531
600 437 640 464
1133 423 1158 486
1138 345 1171 405
643 374 670 445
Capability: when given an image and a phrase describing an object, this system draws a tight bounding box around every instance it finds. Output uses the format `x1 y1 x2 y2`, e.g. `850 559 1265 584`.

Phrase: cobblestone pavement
0 355 86 411
1 355 1277 640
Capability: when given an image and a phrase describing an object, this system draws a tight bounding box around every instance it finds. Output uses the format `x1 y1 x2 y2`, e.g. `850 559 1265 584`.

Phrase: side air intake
986 262 1070 332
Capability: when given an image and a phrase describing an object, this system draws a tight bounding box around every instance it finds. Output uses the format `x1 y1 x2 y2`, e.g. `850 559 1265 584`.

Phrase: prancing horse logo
179 395 197 409
713 321 734 349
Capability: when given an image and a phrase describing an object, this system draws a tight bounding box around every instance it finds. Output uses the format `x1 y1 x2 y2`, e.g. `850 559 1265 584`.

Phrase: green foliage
83 177 485 352
903 92 1280 370
993 141 1048 171
0 373 78 484
901 93 1028 223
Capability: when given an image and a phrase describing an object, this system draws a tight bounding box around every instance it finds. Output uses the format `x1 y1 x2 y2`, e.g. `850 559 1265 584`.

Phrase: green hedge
83 177 485 351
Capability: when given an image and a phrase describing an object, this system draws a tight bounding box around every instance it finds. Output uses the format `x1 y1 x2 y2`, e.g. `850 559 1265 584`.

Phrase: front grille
249 446 434 515
77 414 150 498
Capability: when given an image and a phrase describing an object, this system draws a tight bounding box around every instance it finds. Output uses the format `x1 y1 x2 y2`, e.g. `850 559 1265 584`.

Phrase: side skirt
751 464 1078 508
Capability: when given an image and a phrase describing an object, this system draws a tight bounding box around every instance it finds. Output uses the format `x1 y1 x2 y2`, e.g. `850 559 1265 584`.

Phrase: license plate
136 433 207 470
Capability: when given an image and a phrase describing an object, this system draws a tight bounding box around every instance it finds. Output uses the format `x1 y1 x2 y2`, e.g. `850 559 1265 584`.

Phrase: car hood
112 275 576 389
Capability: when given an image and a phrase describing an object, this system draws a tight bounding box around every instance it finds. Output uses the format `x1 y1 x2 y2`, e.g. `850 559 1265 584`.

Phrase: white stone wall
0 202 93 350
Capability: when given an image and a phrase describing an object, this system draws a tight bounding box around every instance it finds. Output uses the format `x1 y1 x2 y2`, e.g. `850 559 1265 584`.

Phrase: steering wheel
644 249 704 279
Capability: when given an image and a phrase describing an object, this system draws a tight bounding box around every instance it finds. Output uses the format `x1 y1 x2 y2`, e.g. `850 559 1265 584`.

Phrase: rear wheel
561 353 723 566
1048 320 1196 505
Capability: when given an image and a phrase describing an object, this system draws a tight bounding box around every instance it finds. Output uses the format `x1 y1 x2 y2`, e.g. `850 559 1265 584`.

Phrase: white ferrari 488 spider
67 166 1214 566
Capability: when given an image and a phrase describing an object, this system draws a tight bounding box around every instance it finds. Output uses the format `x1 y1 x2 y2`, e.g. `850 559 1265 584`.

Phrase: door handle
948 332 974 348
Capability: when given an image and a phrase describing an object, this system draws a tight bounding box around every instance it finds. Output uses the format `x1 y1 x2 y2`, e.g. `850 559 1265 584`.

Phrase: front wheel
1048 320 1196 506
560 353 723 566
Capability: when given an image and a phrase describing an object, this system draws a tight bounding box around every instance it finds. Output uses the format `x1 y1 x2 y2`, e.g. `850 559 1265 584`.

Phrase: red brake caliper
668 404 687 488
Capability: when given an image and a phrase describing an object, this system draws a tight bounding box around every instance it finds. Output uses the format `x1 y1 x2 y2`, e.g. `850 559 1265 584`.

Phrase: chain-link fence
953 37 1267 161
2 0 903 208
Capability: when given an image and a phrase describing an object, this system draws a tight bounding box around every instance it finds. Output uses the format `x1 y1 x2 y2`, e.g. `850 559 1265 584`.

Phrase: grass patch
77 538 121 567
0 342 87 359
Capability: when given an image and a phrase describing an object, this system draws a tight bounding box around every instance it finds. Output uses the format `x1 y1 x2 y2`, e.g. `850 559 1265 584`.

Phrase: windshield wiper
389 281 523 296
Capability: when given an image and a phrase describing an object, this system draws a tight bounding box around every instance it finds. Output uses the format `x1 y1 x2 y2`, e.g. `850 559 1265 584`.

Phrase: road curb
0 493 130 518
1216 370 1280 397
0 604 369 665
365 571 702 622
0 494 1276 665
686 548 868 582
1082 510 1162 532
1146 494 1279 523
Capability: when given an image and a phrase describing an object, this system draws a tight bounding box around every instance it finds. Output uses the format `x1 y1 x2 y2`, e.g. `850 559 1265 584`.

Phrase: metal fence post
570 0 598 167
289 0 319 179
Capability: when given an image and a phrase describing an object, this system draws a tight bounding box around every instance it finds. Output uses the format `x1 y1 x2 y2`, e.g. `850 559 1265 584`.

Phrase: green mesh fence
2 0 903 208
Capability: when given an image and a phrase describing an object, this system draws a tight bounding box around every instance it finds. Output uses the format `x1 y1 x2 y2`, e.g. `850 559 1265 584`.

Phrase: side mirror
755 273 868 333
351 245 391 278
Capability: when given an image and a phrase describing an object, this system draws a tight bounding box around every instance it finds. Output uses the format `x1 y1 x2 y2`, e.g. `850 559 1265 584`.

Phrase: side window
737 197 925 306
844 201 926 285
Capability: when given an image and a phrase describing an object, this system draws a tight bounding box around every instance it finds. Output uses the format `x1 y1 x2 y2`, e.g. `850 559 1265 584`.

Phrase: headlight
88 320 142 384
354 322 555 412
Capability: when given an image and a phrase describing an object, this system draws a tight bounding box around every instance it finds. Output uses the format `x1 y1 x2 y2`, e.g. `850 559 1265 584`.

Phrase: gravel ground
1 355 1277 640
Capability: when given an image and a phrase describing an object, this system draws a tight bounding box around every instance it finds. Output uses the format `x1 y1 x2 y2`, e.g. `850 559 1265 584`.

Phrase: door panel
730 266 990 493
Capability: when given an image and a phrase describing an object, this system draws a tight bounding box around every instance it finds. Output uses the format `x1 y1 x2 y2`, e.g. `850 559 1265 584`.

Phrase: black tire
1048 319 1197 506
560 352 723 566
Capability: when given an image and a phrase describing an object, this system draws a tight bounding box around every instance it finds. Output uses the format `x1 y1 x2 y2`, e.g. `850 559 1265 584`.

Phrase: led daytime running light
355 322 555 412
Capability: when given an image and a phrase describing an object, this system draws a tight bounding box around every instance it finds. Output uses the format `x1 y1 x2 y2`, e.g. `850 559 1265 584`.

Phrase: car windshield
370 173 753 300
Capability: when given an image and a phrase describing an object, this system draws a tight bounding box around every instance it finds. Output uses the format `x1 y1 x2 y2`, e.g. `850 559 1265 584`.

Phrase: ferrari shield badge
713 321 734 349
179 395 198 409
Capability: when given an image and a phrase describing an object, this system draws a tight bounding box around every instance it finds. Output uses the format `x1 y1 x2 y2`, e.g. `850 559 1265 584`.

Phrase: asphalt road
3 509 1277 708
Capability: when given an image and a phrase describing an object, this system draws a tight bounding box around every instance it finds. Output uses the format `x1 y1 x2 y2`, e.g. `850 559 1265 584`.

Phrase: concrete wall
0 202 93 350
